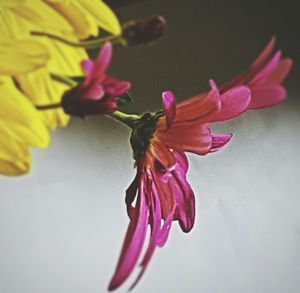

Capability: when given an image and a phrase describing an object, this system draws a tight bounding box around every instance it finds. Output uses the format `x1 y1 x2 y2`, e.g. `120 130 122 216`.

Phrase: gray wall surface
0 1 299 292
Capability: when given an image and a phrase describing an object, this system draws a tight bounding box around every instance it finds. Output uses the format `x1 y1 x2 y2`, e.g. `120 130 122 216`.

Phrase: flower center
130 111 162 160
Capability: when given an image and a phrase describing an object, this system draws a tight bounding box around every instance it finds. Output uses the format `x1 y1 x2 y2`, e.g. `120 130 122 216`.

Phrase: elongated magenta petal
248 84 286 109
108 189 149 291
162 91 176 129
249 51 281 84
94 42 113 78
251 36 276 69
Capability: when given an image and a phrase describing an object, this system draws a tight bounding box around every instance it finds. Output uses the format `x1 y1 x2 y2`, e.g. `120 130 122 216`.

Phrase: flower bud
122 15 167 46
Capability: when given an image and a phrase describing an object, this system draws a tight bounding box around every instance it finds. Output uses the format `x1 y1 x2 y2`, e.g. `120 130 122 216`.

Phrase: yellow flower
0 0 121 175
44 0 121 38
0 38 51 175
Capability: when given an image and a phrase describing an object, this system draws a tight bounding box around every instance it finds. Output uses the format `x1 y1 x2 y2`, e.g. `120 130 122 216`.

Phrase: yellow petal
0 0 26 8
44 0 121 37
0 4 87 129
0 77 50 148
44 0 97 39
10 0 74 34
0 122 30 161
0 39 50 75
0 157 31 176
77 0 121 35
15 70 70 130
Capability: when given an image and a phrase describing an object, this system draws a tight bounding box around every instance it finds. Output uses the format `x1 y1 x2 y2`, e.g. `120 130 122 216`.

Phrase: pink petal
129 184 162 290
89 42 112 85
162 91 176 129
82 84 105 100
209 86 251 122
249 51 281 85
157 122 212 155
248 84 286 109
81 59 94 76
173 82 221 123
172 168 195 233
210 133 233 152
151 165 176 219
221 37 276 91
266 58 293 84
108 186 149 291
173 151 189 174
107 81 132 97
251 36 276 69
150 139 176 171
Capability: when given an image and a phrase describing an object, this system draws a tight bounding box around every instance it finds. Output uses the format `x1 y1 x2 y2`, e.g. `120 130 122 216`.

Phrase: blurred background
0 0 299 292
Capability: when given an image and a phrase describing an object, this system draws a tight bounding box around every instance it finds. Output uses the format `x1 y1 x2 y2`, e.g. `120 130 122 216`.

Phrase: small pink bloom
108 82 251 290
222 37 293 109
62 42 131 117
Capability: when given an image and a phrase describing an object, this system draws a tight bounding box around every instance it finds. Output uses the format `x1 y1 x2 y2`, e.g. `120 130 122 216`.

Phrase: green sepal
117 92 134 106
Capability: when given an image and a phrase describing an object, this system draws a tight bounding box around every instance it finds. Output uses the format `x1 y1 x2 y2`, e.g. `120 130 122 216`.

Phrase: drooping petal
162 91 176 129
173 151 189 174
150 139 176 171
108 184 149 291
172 165 195 233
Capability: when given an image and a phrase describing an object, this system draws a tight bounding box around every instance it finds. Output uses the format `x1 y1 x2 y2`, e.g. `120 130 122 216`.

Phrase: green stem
108 111 140 128
35 103 62 110
50 73 78 87
31 31 121 49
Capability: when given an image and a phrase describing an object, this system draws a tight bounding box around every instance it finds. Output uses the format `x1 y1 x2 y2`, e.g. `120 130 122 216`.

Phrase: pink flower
222 37 292 109
62 42 131 117
108 81 251 290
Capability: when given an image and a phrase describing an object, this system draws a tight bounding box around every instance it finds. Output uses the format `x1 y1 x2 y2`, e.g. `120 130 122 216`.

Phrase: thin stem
35 103 62 110
31 31 121 49
50 73 78 87
108 111 140 128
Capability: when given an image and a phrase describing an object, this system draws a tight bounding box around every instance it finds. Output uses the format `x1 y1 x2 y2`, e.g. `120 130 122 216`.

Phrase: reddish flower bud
122 15 167 46
61 42 131 118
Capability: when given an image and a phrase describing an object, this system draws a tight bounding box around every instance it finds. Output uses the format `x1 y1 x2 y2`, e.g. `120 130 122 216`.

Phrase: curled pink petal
210 86 251 122
210 133 233 152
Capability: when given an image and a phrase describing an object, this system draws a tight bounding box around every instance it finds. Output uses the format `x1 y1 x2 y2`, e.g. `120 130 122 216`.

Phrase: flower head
222 37 293 109
108 82 251 290
122 15 167 46
62 42 131 117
